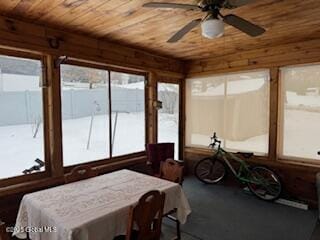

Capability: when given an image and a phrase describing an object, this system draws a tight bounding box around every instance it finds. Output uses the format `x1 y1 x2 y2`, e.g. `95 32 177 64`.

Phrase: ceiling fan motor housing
143 0 265 42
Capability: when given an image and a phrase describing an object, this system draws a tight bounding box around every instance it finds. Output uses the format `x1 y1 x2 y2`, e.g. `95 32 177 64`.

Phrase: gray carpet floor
162 177 318 240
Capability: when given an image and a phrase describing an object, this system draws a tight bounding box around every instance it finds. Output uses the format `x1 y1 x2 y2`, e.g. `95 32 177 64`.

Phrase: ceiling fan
143 0 265 43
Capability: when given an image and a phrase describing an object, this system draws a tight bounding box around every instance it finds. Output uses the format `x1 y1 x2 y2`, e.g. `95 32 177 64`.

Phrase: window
60 64 146 166
158 82 180 159
110 72 145 157
61 64 109 166
0 55 45 179
186 70 270 155
280 64 320 160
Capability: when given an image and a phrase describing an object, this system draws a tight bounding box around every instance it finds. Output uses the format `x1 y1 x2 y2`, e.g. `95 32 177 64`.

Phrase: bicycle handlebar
209 132 221 149
211 132 217 140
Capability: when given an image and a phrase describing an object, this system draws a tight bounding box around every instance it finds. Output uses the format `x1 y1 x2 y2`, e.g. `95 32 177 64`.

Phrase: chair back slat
64 165 97 184
160 159 184 185
126 191 165 240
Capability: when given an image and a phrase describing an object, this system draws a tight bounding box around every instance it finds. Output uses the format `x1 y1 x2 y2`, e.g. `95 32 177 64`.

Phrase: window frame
278 63 320 164
59 59 148 167
156 76 183 160
185 69 271 156
109 70 148 158
0 51 52 187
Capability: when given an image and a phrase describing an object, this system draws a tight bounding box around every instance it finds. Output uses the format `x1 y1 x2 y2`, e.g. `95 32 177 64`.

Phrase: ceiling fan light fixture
201 18 224 39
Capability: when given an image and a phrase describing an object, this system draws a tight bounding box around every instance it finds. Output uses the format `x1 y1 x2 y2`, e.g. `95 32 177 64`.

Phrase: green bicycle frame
214 147 264 185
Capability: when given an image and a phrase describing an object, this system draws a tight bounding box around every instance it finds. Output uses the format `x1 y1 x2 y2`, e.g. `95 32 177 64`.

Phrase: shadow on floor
162 177 318 240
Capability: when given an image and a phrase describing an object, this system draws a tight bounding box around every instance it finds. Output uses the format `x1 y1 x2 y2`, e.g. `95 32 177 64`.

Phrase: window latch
54 56 68 69
153 100 163 110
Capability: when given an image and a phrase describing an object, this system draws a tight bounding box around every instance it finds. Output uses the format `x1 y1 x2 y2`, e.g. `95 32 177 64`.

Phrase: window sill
0 154 147 198
185 146 320 172
63 151 147 173
278 158 320 172
0 176 64 199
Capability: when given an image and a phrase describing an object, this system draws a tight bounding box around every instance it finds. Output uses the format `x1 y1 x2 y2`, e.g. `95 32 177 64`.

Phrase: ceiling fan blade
143 2 200 10
223 14 265 37
225 0 255 8
168 19 201 43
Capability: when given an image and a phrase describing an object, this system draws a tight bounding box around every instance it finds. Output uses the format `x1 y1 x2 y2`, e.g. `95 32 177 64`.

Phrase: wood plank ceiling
0 0 319 60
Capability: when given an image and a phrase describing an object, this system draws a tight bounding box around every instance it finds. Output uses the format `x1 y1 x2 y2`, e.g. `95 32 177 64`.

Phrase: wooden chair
159 159 184 240
0 221 10 240
160 159 184 185
147 144 185 240
64 165 97 184
146 143 175 175
114 190 165 240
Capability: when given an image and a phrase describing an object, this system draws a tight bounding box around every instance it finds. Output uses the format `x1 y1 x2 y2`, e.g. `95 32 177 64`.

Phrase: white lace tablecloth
14 169 191 240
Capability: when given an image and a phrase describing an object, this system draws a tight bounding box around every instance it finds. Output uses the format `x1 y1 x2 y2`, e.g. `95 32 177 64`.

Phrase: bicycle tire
247 166 282 201
194 157 227 184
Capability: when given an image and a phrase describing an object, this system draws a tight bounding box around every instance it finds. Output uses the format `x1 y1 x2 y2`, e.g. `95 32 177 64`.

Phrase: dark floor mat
166 177 318 240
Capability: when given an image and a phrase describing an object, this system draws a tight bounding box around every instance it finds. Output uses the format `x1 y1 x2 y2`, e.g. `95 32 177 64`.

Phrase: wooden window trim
268 67 279 161
65 58 148 78
185 146 320 172
278 63 320 164
63 151 147 173
59 60 149 167
0 51 52 188
155 77 183 160
184 69 271 157
0 48 42 61
185 63 320 167
109 70 148 158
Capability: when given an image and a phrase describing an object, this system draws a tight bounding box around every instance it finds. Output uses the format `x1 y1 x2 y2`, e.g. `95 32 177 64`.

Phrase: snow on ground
287 91 320 107
0 112 178 179
62 114 110 166
283 109 320 159
1 108 320 180
158 113 179 159
0 123 44 179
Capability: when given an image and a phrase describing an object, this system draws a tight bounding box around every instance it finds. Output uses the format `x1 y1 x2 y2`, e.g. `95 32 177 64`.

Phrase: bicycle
194 133 282 201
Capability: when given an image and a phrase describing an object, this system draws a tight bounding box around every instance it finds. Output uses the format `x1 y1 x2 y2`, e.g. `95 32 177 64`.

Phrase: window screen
61 64 110 166
280 64 320 160
0 55 45 179
186 70 270 155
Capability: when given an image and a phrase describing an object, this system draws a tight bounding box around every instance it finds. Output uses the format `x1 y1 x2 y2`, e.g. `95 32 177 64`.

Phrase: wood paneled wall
0 15 184 227
0 15 184 78
184 38 320 207
185 38 320 77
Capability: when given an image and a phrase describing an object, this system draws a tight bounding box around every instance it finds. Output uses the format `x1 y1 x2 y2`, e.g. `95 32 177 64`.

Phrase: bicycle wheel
194 157 227 184
247 166 282 201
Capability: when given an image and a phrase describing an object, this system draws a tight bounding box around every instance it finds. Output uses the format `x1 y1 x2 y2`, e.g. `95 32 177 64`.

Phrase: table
14 169 191 240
